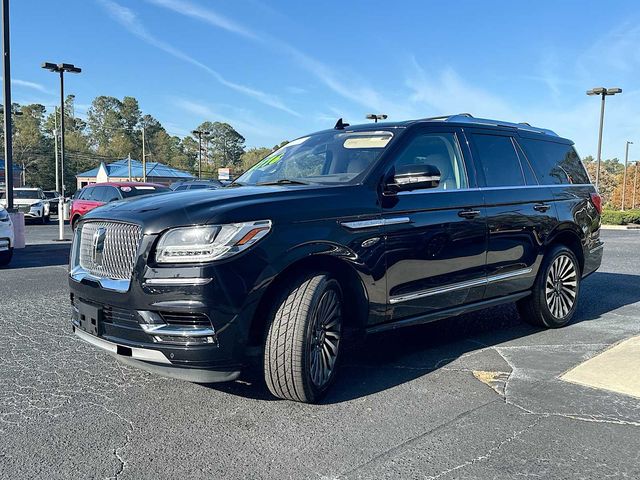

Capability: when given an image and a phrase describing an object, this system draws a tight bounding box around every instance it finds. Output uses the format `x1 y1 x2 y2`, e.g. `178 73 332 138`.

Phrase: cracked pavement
1 225 639 479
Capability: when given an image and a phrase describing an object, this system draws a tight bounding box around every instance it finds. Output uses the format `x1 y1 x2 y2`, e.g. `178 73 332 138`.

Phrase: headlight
155 220 272 263
0 209 8 222
31 202 43 208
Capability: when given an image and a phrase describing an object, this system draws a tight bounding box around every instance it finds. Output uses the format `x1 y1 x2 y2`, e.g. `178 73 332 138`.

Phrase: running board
366 291 531 334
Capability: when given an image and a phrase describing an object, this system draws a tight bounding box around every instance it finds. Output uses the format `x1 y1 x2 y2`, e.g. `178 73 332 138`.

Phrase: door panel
482 186 557 298
384 190 487 319
466 128 559 298
380 127 488 321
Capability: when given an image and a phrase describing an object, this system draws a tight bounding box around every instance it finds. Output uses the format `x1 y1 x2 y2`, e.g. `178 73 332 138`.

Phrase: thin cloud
2 78 53 95
145 0 391 113
98 0 299 117
173 98 288 141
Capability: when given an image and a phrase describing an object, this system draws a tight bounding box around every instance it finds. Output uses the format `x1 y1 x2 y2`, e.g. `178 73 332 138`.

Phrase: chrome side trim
341 217 411 230
487 267 533 283
390 277 487 304
589 244 604 254
70 266 130 293
397 184 594 196
144 278 212 286
389 267 533 304
74 327 171 364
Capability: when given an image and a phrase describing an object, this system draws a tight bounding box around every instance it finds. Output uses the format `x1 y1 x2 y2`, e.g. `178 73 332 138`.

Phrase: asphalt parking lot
1 223 639 479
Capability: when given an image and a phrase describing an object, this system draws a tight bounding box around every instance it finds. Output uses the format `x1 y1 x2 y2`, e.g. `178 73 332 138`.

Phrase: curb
601 224 640 230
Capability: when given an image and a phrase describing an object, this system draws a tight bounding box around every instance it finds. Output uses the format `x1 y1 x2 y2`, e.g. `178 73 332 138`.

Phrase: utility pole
128 153 131 181
2 0 14 210
622 141 632 211
141 126 146 182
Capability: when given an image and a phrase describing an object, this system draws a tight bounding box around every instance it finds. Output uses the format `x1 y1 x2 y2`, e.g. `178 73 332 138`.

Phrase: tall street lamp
633 161 639 210
2 0 14 210
42 62 81 241
192 129 210 179
622 141 633 211
586 87 622 191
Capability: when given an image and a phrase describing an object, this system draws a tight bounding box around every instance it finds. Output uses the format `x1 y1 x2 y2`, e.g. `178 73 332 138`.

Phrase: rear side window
519 139 590 185
471 134 525 187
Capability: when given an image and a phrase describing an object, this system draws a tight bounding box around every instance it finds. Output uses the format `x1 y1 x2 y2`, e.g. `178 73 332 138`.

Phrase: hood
0 198 43 207
82 184 376 234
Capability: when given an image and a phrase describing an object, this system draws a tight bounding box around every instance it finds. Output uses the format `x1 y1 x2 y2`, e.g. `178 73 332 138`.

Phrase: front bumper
74 327 240 382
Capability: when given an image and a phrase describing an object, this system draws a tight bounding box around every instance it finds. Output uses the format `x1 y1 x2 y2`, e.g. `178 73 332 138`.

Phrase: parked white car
0 206 14 266
0 188 50 223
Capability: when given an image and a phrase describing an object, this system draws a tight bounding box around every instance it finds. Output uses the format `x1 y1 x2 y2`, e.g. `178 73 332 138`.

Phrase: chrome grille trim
78 221 142 280
70 221 142 292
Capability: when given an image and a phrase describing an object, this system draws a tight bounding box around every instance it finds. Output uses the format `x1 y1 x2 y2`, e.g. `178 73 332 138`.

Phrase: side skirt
366 291 531 334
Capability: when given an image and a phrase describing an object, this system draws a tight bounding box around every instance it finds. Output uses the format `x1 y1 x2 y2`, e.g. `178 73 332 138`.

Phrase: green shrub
601 209 640 225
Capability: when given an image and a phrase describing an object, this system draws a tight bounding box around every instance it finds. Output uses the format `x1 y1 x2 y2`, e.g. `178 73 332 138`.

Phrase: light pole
587 87 622 191
622 141 632 211
633 161 639 210
366 113 388 123
42 62 81 241
192 129 209 179
2 0 13 210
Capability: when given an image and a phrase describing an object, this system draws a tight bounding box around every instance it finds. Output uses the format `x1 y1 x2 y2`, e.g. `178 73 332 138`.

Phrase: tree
12 104 50 187
196 121 245 169
87 96 142 159
240 147 272 172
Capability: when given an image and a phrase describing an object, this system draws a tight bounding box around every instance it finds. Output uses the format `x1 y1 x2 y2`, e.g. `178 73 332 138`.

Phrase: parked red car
70 182 170 229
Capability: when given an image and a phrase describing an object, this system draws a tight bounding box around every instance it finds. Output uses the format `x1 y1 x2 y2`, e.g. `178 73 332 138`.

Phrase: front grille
78 221 142 280
18 205 30 213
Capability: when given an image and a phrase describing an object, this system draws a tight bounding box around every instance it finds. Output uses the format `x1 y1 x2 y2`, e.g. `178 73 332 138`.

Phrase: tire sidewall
538 246 581 328
301 276 343 401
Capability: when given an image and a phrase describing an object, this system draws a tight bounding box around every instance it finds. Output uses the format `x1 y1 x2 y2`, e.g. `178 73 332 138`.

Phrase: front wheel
264 273 343 403
518 245 581 328
0 248 13 266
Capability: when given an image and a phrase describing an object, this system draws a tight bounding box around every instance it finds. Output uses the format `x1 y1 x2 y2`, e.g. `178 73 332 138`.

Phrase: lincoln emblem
91 227 107 266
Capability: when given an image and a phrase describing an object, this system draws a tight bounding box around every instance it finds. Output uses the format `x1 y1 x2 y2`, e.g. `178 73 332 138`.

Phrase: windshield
235 130 394 186
117 185 170 198
2 190 41 200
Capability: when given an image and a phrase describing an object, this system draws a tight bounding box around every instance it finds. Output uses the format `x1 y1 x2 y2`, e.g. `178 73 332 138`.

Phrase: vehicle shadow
208 271 640 403
2 243 71 269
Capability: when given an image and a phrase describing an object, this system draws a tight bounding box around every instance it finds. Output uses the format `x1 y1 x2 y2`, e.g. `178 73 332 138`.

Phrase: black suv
69 114 603 403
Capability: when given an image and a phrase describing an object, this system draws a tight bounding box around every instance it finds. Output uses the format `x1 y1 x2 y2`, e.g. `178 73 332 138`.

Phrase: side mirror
387 164 441 192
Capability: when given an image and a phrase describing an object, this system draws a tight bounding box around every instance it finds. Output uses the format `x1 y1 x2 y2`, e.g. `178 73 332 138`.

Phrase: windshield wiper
256 179 310 186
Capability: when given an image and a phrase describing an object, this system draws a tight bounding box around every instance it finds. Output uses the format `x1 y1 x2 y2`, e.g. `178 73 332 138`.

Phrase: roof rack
425 114 558 136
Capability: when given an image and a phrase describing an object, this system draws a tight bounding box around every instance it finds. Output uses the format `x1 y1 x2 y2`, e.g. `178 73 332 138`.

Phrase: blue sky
8 0 640 160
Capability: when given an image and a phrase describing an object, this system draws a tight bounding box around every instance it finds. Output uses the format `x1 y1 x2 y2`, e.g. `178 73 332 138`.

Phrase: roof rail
429 114 558 136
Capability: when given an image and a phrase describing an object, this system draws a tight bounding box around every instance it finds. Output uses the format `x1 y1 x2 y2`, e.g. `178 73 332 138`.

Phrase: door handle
458 209 481 219
533 203 551 212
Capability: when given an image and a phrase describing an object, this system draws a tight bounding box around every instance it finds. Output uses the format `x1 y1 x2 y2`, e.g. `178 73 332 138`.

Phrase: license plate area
77 300 102 336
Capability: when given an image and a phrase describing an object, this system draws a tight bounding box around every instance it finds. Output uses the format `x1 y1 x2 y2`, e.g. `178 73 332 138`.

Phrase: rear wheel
518 245 580 328
264 273 343 403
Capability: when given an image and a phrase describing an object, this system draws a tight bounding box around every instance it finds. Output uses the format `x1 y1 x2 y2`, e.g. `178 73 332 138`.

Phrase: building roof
76 159 194 179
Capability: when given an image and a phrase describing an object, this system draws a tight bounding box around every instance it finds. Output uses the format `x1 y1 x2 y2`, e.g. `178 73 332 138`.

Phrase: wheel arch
546 223 585 273
246 252 370 347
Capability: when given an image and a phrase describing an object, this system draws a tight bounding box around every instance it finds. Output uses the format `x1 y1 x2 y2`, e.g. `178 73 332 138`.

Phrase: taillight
590 192 602 214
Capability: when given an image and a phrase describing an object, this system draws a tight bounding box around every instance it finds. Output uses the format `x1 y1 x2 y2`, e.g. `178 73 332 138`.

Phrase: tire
41 214 47 224
264 273 343 403
0 248 13 266
71 216 80 231
517 245 581 328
